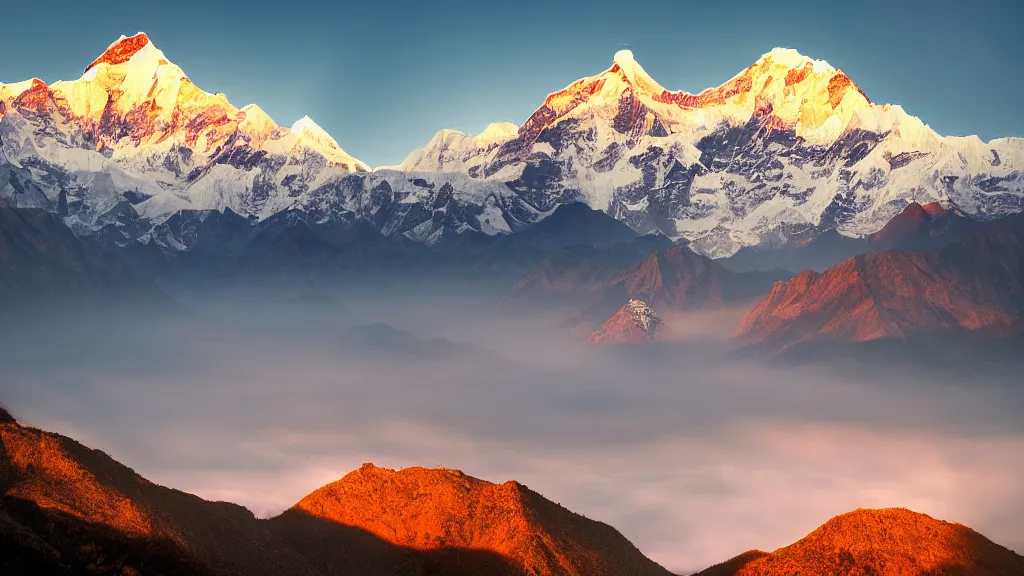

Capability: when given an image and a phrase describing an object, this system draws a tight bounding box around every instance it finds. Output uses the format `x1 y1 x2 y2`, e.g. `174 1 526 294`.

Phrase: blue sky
1 0 1020 167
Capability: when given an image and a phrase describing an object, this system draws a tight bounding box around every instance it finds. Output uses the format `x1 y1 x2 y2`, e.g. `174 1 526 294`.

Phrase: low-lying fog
2 284 1023 574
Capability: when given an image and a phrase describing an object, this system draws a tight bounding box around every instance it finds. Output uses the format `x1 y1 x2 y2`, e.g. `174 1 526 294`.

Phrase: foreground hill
272 463 671 576
0 407 671 576
735 214 1024 355
696 508 1024 576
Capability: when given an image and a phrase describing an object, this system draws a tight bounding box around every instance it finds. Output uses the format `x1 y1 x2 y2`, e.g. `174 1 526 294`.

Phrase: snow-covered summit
0 31 370 234
1 39 1022 259
757 47 835 74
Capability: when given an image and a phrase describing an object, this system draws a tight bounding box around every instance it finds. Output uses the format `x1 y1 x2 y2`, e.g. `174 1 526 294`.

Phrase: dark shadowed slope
0 408 671 576
510 243 786 323
722 201 982 273
0 203 162 302
496 202 640 251
695 508 1024 576
0 411 317 575
735 214 1024 355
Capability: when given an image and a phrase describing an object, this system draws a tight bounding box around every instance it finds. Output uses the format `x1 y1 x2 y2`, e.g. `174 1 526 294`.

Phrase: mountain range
2 33 1022 261
2 407 1022 575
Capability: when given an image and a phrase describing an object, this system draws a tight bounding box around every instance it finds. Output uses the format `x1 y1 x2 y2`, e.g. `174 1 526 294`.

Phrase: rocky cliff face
0 34 543 252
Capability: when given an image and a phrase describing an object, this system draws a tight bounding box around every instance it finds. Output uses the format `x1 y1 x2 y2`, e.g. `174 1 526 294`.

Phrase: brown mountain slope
0 410 671 576
696 508 1024 576
510 243 786 334
735 214 1024 354
271 462 672 576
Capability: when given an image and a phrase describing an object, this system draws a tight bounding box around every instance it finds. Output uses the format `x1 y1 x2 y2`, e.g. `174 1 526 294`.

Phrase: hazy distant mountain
505 234 676 303
735 214 1024 355
346 322 469 359
509 243 788 331
2 34 1021 259
493 201 640 251
695 508 1024 576
0 409 672 576
722 201 984 272
0 202 163 303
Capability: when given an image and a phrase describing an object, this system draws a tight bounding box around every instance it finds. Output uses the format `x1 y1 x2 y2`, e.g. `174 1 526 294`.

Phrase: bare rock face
587 299 667 345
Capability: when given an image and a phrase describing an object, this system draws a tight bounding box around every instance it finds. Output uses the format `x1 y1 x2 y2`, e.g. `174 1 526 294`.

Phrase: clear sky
1 0 1020 167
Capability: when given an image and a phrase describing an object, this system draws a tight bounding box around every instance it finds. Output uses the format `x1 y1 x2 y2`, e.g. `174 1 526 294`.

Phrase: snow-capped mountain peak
1 38 1022 260
610 49 667 95
0 32 372 237
400 48 1024 257
757 47 835 74
291 115 339 148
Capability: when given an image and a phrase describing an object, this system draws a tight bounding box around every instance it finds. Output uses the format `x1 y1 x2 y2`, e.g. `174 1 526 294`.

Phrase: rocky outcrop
586 299 667 345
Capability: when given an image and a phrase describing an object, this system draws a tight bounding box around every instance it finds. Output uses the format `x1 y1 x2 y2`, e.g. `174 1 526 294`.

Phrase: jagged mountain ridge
1 35 1022 258
401 49 1024 257
0 33 544 252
